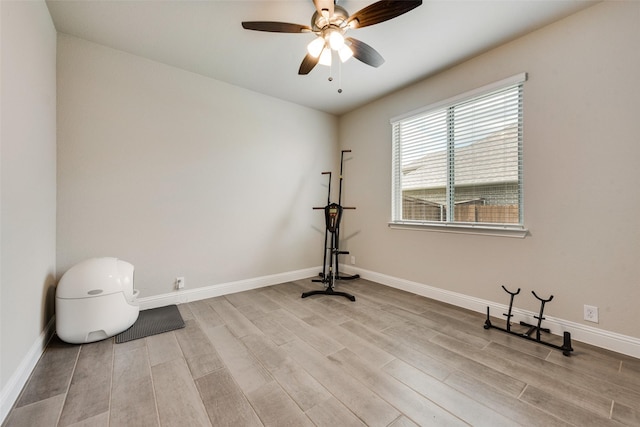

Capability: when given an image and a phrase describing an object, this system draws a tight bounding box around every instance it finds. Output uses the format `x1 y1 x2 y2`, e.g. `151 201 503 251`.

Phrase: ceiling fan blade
299 53 320 75
241 21 311 33
313 0 334 18
347 0 422 29
346 37 385 68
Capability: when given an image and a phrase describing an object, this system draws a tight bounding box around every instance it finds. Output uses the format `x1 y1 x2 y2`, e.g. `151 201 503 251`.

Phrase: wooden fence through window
402 197 518 224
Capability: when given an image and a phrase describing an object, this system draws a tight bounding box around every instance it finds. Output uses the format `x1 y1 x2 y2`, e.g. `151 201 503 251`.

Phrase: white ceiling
46 0 597 115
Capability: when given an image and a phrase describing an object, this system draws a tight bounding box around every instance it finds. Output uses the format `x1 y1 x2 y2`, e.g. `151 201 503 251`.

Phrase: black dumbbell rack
484 285 573 356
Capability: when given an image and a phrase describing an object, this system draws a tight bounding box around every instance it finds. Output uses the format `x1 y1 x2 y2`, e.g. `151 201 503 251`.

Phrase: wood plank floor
4 279 640 426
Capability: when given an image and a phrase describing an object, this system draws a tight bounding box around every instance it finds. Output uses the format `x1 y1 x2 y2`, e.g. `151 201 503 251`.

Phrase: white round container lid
56 257 134 299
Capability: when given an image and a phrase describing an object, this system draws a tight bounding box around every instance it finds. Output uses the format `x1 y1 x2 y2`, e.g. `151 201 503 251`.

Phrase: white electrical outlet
351 256 356 265
176 277 185 290
584 305 598 323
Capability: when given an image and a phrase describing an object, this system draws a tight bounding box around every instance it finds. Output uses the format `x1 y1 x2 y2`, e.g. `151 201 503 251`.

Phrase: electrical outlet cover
584 305 598 323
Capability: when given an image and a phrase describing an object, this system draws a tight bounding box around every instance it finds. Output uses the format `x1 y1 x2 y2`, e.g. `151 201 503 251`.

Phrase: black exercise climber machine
302 150 360 301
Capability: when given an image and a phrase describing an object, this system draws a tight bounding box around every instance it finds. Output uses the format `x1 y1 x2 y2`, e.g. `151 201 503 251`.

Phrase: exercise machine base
301 285 356 302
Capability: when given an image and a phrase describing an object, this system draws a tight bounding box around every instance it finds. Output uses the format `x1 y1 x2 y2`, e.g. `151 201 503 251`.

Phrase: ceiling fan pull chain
338 59 343 94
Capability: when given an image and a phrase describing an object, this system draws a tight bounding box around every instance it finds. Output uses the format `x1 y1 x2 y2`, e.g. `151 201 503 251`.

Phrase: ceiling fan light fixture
242 0 423 75
307 36 325 58
338 45 353 62
319 48 332 66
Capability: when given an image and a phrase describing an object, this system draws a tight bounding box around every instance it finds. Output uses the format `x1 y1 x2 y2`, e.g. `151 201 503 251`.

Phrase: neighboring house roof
402 124 519 191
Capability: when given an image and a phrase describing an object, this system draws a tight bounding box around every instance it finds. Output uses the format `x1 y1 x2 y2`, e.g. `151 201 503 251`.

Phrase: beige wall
2 1 638 417
56 34 338 298
339 1 640 338
1 0 57 403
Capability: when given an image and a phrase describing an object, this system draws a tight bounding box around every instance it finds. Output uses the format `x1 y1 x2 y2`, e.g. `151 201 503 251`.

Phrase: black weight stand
302 150 358 302
484 286 573 356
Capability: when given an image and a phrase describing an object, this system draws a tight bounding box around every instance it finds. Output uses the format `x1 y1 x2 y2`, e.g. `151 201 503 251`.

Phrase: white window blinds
392 73 526 227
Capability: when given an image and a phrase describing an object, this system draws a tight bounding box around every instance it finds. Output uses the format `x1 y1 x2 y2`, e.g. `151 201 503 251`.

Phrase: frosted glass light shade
328 31 345 50
319 48 332 66
307 37 325 58
339 45 353 62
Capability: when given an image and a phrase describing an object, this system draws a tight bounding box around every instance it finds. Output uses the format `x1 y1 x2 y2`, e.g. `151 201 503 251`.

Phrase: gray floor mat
115 304 184 343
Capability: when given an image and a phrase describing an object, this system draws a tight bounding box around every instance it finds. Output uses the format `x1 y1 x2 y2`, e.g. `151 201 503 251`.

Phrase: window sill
388 221 529 238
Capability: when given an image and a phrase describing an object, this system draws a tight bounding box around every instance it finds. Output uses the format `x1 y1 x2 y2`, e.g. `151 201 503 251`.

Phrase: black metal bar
484 306 492 329
318 172 331 281
501 285 520 332
531 291 553 341
334 150 360 281
301 288 356 301
338 150 349 205
561 331 574 356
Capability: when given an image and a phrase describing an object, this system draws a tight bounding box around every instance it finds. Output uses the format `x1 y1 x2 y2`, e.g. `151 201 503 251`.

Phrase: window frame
390 73 529 238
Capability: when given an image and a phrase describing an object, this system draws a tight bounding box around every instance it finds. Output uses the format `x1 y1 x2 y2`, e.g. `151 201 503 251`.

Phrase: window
391 73 527 235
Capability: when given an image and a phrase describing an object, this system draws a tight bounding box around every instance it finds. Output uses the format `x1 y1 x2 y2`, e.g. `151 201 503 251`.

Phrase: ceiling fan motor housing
311 5 349 32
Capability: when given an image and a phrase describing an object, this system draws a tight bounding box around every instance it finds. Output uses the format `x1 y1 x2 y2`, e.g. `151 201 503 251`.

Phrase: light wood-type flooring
4 279 640 426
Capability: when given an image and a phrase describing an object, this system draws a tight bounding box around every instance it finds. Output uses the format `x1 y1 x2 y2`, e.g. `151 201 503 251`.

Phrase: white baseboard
1 316 56 425
137 266 321 310
342 266 640 359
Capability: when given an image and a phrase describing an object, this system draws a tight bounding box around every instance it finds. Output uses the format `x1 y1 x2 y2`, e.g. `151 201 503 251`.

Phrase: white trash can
56 257 140 344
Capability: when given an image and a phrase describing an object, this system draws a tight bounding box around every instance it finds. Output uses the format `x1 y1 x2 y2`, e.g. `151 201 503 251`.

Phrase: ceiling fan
241 0 422 75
